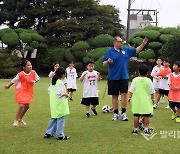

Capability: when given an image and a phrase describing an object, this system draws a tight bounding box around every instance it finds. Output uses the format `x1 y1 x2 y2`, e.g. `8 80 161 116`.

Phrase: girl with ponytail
44 67 70 140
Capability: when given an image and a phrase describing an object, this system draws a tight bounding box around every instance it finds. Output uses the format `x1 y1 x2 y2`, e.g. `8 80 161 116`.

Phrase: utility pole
126 0 159 42
126 0 131 42
155 10 159 26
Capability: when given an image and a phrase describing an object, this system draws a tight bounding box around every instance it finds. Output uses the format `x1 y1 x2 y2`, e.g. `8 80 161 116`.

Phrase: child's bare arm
128 92 133 102
151 94 155 104
97 72 101 81
79 72 87 82
62 93 70 97
5 82 14 89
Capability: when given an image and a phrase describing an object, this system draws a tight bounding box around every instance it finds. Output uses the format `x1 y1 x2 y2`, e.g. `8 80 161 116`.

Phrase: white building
130 14 153 29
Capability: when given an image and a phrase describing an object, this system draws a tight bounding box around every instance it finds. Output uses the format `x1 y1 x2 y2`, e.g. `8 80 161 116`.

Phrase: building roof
143 14 153 21
130 14 153 21
130 14 137 20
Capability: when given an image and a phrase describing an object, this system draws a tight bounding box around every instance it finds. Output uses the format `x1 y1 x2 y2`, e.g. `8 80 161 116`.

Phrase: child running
44 67 70 140
128 64 155 135
153 58 172 109
66 61 78 101
168 61 180 123
5 60 40 127
151 57 164 103
79 61 100 118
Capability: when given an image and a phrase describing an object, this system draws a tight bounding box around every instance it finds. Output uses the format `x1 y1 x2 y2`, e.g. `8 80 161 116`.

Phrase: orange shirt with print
15 70 36 104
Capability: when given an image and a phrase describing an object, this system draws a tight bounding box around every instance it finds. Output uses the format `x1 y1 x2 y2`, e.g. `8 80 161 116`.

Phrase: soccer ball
102 105 113 113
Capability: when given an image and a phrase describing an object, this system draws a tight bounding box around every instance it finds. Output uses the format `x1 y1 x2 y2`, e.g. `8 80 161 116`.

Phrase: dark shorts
108 80 128 95
133 114 152 117
67 88 76 92
169 101 180 108
81 97 99 106
159 89 169 96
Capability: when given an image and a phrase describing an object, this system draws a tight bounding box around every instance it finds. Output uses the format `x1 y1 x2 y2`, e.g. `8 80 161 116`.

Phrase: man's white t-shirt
66 67 78 89
81 70 99 98
151 65 163 89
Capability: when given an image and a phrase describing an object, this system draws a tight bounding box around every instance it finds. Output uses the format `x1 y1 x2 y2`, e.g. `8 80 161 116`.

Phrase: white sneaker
153 104 157 109
12 120 18 127
18 119 27 126
159 97 164 104
165 105 170 109
121 113 128 121
112 114 119 121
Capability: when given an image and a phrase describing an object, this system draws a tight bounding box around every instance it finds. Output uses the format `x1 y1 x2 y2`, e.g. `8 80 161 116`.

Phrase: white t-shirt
56 82 66 101
151 65 163 89
66 67 78 89
129 77 155 94
81 70 99 98
49 71 67 84
158 68 170 90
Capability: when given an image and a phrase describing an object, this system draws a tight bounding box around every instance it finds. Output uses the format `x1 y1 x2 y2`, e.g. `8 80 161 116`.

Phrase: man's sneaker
86 113 90 118
176 117 180 123
44 133 54 139
91 107 98 116
12 120 18 127
153 104 157 109
165 105 169 109
121 113 128 121
144 129 151 136
112 114 119 121
57 136 70 140
69 97 73 101
18 119 27 126
171 112 177 120
132 129 138 135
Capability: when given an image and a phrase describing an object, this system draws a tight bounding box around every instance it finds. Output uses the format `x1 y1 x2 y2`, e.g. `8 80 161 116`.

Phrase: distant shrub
139 49 155 60
91 34 113 48
72 41 90 52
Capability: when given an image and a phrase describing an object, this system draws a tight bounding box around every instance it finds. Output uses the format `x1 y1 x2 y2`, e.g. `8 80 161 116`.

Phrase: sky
100 0 180 28
0 0 179 29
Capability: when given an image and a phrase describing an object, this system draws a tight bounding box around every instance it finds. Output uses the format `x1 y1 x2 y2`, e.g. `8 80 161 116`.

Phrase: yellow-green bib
50 80 70 118
131 77 153 114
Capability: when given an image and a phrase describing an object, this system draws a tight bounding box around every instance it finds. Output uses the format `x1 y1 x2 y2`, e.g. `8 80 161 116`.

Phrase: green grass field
0 78 179 154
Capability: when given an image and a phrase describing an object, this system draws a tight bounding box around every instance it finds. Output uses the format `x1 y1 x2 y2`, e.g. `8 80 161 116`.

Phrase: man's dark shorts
108 80 128 95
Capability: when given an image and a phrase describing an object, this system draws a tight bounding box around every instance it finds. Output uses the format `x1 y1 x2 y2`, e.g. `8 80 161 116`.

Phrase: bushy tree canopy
0 28 46 58
160 35 180 63
90 34 113 48
0 0 124 47
128 26 180 60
